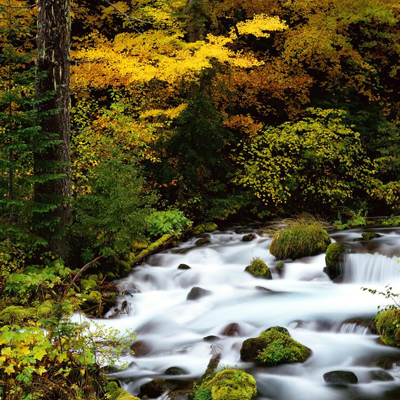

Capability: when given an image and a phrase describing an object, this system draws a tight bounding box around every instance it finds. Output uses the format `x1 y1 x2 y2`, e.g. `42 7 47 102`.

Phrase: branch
61 255 103 303
103 0 152 34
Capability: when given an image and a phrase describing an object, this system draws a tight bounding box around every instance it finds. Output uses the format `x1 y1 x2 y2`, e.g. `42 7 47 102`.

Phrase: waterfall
344 253 400 284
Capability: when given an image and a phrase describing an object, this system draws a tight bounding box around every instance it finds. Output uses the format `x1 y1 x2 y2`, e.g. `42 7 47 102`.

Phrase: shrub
269 217 330 260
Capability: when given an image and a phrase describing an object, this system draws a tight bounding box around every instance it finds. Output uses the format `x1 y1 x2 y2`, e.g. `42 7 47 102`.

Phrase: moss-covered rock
106 381 139 400
240 327 311 366
193 222 218 235
324 242 348 280
361 232 381 241
195 369 257 400
270 222 330 260
245 257 272 279
0 306 35 324
376 309 400 346
37 300 54 318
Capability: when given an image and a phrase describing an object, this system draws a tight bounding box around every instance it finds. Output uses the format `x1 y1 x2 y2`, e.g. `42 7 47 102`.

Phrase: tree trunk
35 0 71 260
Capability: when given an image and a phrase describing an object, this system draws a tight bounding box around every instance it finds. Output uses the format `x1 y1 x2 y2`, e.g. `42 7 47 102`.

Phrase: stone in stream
368 370 394 382
139 378 191 399
195 238 211 246
130 340 151 357
203 335 220 342
242 233 256 242
362 232 382 241
323 370 358 384
164 366 189 376
240 327 311 365
324 242 349 281
186 287 212 300
220 322 241 337
177 263 191 270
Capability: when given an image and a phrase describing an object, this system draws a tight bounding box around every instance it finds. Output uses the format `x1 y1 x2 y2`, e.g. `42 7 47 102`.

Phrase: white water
98 227 400 399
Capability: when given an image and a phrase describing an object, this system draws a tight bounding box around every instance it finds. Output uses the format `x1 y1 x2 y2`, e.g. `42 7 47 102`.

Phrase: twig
61 255 103 303
103 0 152 34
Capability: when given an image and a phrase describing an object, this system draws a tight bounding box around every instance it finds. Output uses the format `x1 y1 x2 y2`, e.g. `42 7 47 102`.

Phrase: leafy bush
269 217 330 260
333 208 367 230
146 209 192 237
74 155 158 258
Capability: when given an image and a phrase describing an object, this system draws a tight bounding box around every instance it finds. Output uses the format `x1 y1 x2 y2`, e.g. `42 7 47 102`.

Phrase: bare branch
102 0 152 34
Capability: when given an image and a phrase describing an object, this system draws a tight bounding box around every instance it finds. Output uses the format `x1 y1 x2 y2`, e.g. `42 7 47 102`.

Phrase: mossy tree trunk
35 0 71 260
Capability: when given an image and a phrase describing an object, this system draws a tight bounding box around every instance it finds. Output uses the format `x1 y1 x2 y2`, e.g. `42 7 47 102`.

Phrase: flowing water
97 226 400 399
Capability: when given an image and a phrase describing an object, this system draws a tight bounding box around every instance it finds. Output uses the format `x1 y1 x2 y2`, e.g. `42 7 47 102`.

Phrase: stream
100 225 400 399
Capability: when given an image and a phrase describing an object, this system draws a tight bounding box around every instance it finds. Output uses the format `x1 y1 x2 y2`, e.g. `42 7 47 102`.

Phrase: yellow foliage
233 14 287 38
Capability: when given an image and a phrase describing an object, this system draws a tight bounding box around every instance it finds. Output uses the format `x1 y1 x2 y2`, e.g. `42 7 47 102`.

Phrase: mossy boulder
193 222 218 235
0 306 35 324
195 368 257 400
376 309 400 346
245 257 272 279
270 223 330 260
361 232 381 241
106 381 139 400
324 242 348 280
240 327 311 366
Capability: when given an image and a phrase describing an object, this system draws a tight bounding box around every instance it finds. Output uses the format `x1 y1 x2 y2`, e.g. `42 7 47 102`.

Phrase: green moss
361 232 380 241
376 309 400 347
0 306 35 324
37 300 54 318
245 257 272 279
193 222 218 235
257 328 311 365
270 222 330 260
80 278 97 291
196 368 257 400
106 381 139 400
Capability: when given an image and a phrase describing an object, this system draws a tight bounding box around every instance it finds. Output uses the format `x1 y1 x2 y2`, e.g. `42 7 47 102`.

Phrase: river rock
195 238 211 246
362 232 382 241
264 326 290 336
186 287 212 300
325 242 349 280
242 233 256 242
131 340 151 357
240 337 267 362
178 263 191 270
139 379 189 398
164 366 189 376
369 370 394 382
203 335 220 342
323 370 358 384
220 322 241 337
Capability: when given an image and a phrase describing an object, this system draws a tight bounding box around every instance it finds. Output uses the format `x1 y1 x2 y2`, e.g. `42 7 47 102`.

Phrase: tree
34 0 71 260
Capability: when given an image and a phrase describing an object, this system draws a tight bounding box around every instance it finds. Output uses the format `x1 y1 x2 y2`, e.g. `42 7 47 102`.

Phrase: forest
0 0 400 399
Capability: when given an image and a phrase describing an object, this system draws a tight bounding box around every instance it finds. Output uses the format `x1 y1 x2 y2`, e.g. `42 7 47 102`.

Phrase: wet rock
203 335 220 342
325 242 349 280
362 232 382 241
323 370 358 384
139 379 189 398
242 233 256 242
131 340 151 357
164 367 189 376
220 323 241 337
241 328 311 366
374 355 400 370
332 275 344 284
186 287 212 301
178 263 191 270
195 238 211 246
240 337 267 362
369 370 394 382
255 286 277 294
245 257 272 279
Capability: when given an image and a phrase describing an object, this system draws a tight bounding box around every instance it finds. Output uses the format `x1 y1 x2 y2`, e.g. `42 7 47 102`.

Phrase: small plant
146 209 192 237
333 208 368 230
